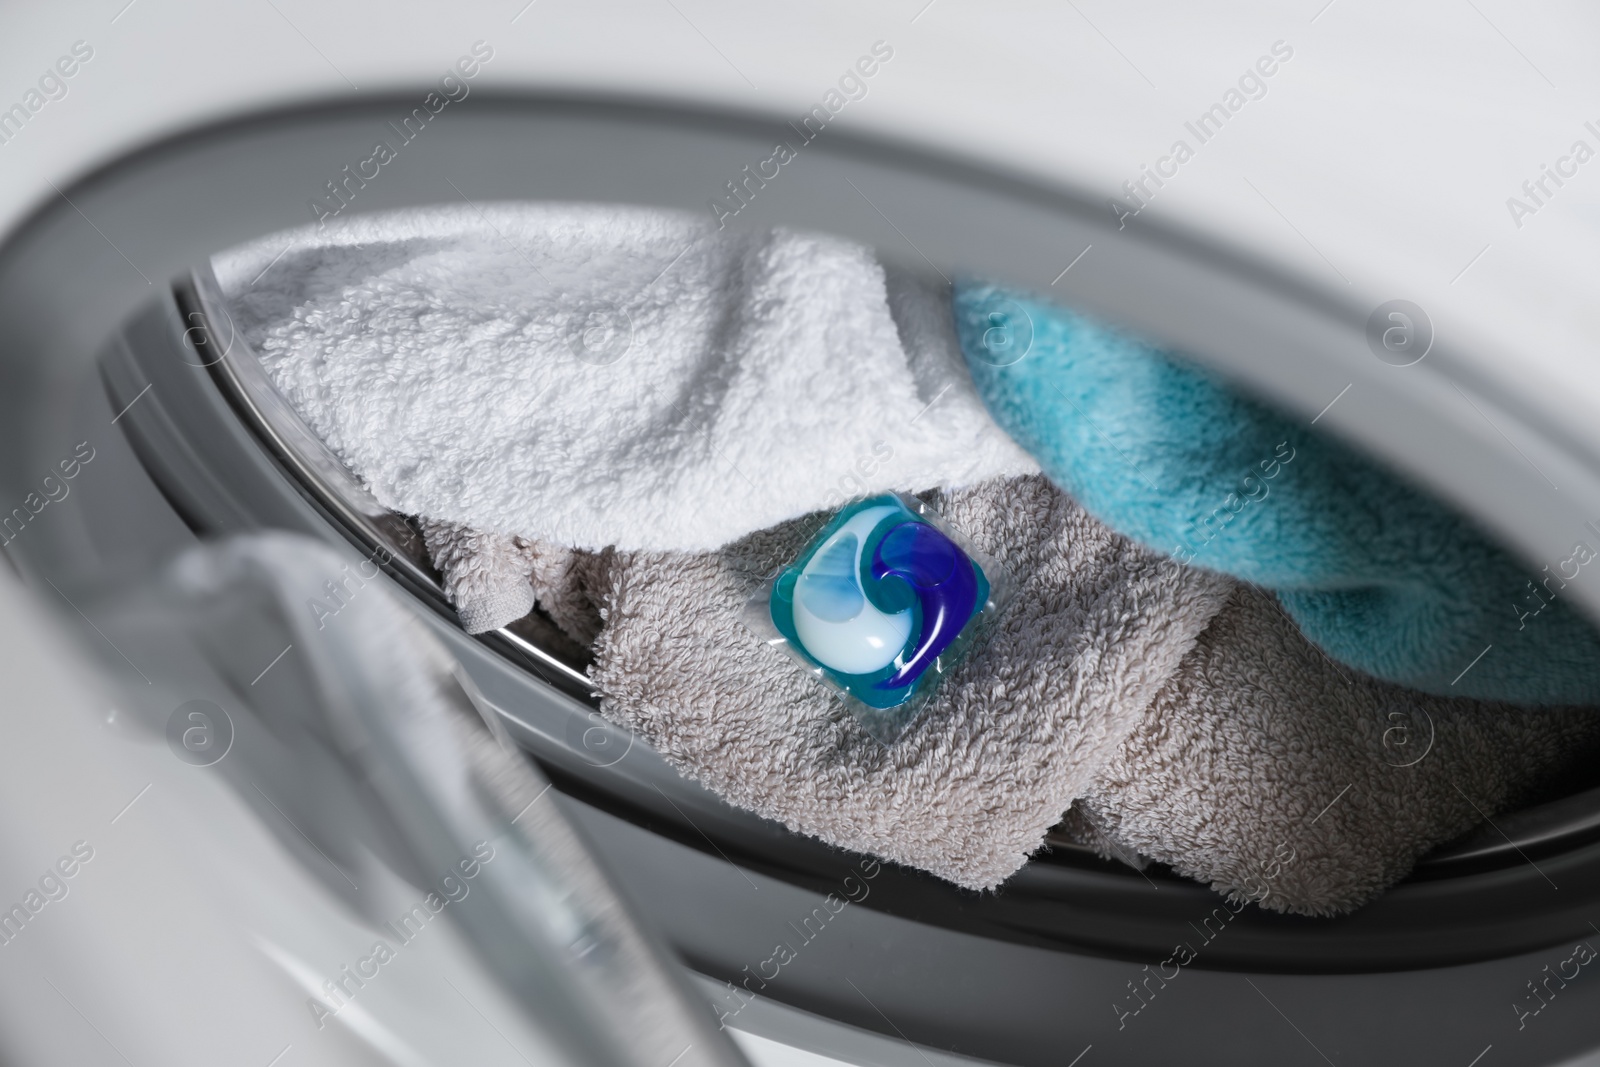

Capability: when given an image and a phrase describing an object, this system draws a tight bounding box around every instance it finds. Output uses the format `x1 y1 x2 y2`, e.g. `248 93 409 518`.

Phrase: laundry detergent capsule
747 493 1011 744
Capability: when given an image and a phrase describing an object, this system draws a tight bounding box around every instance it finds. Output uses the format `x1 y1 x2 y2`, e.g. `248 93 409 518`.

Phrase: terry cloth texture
583 475 1231 890
513 476 1600 911
212 204 1035 572
420 520 613 643
952 283 1600 707
1066 584 1600 914
418 520 536 634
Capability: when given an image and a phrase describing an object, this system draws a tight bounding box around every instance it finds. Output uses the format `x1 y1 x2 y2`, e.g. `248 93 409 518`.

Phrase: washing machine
3 3 1600 1065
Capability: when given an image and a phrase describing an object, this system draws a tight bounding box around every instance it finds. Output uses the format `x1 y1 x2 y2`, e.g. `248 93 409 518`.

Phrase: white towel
214 204 1036 573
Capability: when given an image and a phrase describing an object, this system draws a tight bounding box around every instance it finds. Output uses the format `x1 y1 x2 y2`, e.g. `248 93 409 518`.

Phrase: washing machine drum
5 99 1600 1067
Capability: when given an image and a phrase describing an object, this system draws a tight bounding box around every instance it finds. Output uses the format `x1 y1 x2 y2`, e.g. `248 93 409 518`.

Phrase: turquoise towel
953 283 1600 705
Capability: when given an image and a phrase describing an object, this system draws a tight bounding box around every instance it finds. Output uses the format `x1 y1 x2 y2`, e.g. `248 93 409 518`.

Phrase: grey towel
427 477 1600 912
586 477 1233 890
1069 583 1600 914
420 521 610 643
447 475 1233 887
419 520 538 634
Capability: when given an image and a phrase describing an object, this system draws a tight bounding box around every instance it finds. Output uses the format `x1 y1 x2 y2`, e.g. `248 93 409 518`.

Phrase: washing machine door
0 515 750 1067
